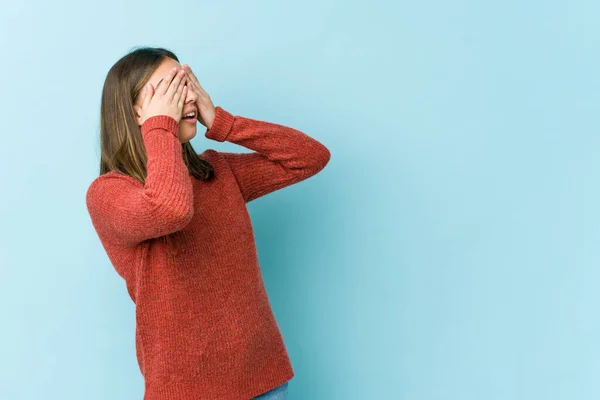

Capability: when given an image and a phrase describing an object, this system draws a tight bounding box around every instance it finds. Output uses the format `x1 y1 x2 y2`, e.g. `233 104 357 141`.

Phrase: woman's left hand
182 64 216 129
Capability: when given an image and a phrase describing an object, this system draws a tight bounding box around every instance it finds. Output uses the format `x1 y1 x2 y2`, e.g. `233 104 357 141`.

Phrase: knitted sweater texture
85 106 330 399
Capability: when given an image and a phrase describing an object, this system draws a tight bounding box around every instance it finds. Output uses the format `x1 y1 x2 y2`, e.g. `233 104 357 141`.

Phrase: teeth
184 112 195 118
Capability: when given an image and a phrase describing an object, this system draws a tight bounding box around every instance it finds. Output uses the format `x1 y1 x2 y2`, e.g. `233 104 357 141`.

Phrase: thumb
143 83 153 107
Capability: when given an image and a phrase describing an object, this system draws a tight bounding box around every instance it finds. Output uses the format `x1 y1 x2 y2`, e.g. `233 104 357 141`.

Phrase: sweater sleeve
86 115 194 246
204 106 331 203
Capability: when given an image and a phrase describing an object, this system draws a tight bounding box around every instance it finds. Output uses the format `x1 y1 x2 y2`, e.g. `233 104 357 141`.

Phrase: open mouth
182 111 197 123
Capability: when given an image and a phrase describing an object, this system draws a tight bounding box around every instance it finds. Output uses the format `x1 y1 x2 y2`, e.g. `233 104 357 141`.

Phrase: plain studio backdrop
1 0 600 399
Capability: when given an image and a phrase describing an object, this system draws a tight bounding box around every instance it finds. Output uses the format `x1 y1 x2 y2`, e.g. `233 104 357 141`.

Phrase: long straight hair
98 46 214 183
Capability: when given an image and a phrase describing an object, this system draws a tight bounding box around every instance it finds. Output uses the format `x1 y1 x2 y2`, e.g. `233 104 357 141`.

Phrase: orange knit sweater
85 106 330 399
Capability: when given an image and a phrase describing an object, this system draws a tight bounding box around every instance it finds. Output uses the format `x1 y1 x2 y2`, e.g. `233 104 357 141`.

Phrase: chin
180 131 197 143
179 127 196 143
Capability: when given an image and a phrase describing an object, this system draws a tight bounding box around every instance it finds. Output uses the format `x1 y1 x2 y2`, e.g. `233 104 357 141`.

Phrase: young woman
85 47 330 400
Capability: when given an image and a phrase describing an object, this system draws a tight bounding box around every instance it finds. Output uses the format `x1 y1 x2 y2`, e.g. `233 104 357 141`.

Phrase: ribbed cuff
141 115 180 138
205 106 235 142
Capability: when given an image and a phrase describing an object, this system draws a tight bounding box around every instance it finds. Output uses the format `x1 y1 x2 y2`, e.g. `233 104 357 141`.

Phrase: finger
188 71 206 95
167 69 185 100
138 84 147 106
187 69 201 87
165 68 181 98
178 86 188 109
174 73 187 102
174 77 185 104
184 66 200 86
158 67 178 95
185 72 205 98
142 83 152 108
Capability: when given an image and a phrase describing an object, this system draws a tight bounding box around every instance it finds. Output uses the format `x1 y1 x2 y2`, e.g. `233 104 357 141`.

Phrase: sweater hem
144 366 294 400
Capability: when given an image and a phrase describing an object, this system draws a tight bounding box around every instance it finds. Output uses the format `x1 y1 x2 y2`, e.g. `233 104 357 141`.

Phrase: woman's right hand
139 67 188 125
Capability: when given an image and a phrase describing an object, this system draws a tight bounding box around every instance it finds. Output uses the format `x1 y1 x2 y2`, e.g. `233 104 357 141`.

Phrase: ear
133 104 143 127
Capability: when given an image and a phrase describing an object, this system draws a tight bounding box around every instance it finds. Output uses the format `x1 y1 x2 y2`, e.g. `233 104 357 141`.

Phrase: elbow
294 145 330 181
320 145 331 167
311 143 331 173
167 202 194 230
153 197 194 234
123 205 194 246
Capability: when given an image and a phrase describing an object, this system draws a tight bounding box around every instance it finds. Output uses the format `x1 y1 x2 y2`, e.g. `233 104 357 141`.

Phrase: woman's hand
138 67 188 125
182 64 216 129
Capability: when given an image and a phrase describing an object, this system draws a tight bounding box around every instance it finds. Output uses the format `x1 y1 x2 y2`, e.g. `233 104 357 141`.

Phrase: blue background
1 0 599 399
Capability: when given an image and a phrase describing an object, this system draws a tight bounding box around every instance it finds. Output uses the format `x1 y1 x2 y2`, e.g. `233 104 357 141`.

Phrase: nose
184 84 198 105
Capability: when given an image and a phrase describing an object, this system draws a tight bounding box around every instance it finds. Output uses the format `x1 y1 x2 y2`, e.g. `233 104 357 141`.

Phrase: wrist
205 106 234 142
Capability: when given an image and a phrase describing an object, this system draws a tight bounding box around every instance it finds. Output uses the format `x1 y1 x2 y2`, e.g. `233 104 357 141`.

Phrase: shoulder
197 148 231 167
195 149 243 192
87 171 141 192
197 148 222 160
86 171 141 207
